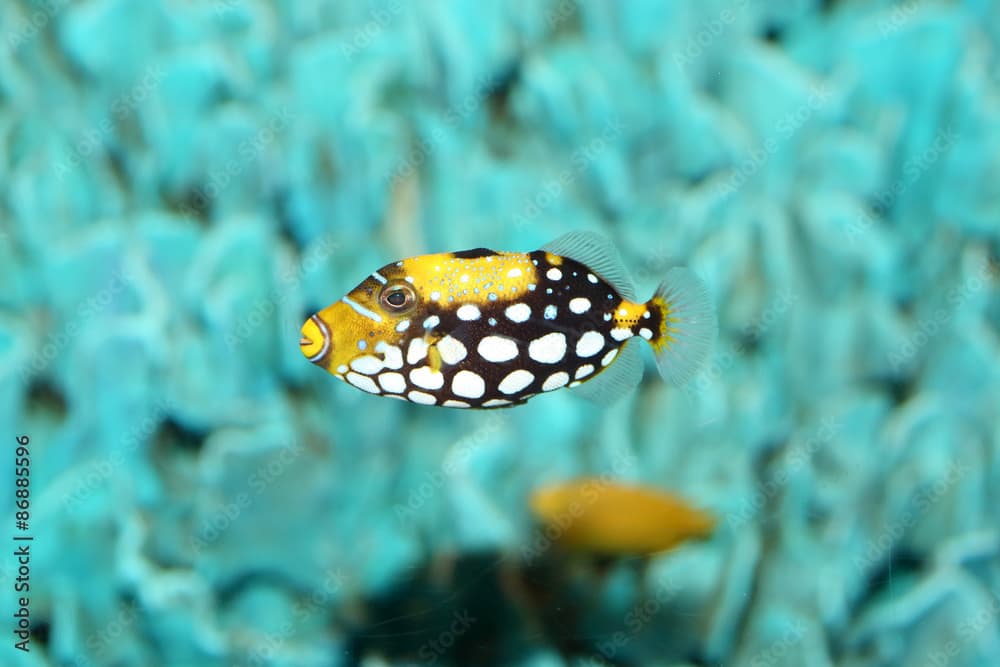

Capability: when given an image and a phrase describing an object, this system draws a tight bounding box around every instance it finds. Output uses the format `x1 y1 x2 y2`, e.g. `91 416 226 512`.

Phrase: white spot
498 369 534 395
610 327 633 342
619 309 628 316
408 390 436 405
569 297 591 314
350 356 384 375
575 331 604 357
431 291 441 301
407 338 429 364
547 267 562 281
542 372 569 391
640 328 653 340
357 340 367 350
410 366 444 390
528 284 537 291
395 320 411 333
457 304 481 321
452 370 486 398
346 372 380 394
443 399 471 408
423 315 440 329
601 348 618 366
528 332 567 364
488 317 497 326
587 273 598 284
483 398 512 407
337 364 349 375
460 274 470 283
507 268 522 278
376 342 403 369
603 313 612 321
404 276 414 284
544 305 557 320
505 303 531 323
436 335 467 365
378 372 406 393
569 381 581 388
575 364 595 379
478 336 519 362
643 311 651 319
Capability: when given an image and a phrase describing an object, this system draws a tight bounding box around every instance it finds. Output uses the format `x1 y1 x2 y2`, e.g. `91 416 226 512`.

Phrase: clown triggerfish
299 231 715 408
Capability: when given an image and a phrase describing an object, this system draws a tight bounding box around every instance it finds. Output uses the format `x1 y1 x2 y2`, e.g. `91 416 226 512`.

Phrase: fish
299 231 715 408
528 478 715 556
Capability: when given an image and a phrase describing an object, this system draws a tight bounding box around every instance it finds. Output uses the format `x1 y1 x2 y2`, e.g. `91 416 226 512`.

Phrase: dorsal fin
541 231 636 301
570 338 644 404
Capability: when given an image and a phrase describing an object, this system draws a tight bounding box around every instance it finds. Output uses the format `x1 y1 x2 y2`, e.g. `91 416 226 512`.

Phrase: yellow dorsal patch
612 300 647 328
400 252 538 306
544 252 563 266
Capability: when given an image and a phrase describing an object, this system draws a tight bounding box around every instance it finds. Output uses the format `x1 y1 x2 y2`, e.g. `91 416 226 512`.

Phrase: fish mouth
300 315 331 364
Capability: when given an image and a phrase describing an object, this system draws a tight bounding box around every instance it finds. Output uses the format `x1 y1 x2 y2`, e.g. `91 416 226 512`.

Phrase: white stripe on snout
308 315 331 362
370 271 388 284
341 296 383 323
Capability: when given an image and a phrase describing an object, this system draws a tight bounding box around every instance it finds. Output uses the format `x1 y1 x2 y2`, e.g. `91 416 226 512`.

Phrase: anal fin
570 339 644 405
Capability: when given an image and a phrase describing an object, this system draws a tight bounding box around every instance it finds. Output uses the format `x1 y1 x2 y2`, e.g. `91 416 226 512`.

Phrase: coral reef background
2 1 999 665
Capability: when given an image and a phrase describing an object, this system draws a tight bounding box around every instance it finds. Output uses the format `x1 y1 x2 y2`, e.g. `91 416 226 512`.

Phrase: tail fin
646 268 716 386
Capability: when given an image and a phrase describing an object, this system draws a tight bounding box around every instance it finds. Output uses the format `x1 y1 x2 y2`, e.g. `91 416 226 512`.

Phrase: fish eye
378 281 417 314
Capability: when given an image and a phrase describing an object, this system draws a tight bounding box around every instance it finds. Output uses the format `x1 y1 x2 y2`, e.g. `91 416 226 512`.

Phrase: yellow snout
300 316 330 364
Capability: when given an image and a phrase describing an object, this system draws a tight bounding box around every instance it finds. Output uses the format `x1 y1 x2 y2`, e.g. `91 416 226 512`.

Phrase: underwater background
2 0 1000 666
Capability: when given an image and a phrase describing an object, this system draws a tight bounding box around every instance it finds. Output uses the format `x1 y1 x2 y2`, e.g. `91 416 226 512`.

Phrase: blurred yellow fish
529 478 715 556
